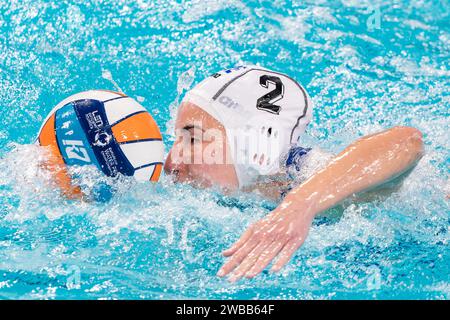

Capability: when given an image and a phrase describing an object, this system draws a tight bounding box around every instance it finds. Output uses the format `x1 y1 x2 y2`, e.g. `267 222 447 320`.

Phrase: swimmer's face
164 102 239 191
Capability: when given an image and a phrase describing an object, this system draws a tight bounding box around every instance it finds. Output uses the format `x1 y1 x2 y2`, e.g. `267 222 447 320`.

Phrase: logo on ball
93 131 112 147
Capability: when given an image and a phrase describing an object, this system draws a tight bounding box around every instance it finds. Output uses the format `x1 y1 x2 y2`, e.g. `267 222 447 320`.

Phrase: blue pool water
0 0 449 299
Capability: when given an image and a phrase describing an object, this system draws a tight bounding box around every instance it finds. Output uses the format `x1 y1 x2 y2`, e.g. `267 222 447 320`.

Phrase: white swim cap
182 65 313 188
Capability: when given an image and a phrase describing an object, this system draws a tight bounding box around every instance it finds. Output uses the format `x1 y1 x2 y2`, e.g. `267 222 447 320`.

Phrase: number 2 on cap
256 75 285 115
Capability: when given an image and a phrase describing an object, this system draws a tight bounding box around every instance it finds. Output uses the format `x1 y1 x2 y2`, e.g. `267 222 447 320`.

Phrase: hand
217 198 315 282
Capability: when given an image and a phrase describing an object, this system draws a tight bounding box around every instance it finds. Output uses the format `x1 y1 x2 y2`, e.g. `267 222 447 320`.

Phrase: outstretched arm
218 126 424 281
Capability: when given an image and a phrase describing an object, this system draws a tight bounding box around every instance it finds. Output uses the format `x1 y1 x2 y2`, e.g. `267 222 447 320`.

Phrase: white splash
101 69 123 93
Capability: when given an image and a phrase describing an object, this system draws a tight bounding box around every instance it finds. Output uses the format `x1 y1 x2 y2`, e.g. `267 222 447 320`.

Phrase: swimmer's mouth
168 169 180 182
166 169 212 189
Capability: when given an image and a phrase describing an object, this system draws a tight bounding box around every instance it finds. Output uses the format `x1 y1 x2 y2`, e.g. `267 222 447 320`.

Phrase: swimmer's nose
164 149 186 182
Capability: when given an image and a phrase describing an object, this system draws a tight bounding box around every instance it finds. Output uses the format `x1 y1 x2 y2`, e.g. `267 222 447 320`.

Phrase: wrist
282 191 319 219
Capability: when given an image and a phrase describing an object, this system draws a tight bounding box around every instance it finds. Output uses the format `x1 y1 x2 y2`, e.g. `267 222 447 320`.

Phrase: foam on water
0 0 449 299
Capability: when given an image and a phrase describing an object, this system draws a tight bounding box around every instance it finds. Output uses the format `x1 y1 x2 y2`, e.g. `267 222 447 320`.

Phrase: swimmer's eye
183 125 204 145
190 137 201 144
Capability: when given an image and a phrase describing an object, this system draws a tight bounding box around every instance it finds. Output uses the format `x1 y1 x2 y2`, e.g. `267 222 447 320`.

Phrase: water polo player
164 65 424 281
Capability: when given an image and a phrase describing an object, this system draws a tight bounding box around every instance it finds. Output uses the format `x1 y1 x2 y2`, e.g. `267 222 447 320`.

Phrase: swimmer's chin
165 172 286 199
166 173 238 194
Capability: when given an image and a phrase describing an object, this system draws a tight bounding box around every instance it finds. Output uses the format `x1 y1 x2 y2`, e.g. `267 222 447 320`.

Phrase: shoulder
284 146 334 181
285 146 312 169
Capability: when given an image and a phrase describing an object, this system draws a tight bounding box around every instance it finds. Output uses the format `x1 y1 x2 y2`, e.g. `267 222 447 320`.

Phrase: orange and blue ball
38 90 164 199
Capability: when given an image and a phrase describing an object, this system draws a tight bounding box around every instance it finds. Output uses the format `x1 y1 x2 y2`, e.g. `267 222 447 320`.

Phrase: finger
228 240 273 282
245 240 285 279
270 238 304 273
217 236 259 277
222 226 254 257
